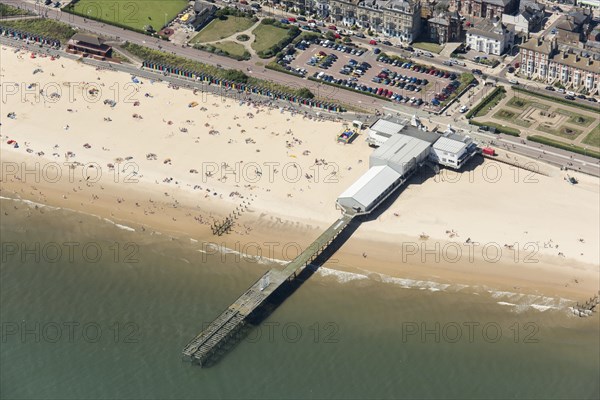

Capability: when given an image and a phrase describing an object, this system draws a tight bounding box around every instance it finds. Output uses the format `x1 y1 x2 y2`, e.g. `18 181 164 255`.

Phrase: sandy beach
1 45 599 301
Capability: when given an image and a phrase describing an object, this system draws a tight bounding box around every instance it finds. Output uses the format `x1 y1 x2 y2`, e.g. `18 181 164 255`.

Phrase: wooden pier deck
182 215 353 366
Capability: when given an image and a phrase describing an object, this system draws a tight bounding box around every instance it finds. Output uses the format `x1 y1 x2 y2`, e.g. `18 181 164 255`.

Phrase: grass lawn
493 110 532 127
213 41 248 58
0 3 33 17
190 16 255 43
506 96 550 110
555 109 596 127
68 0 187 31
582 123 600 148
412 42 443 54
251 23 288 53
0 19 76 42
537 124 583 140
471 87 506 118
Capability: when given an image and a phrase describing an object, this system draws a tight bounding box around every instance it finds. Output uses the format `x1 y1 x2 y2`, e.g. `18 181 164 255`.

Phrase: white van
352 120 364 129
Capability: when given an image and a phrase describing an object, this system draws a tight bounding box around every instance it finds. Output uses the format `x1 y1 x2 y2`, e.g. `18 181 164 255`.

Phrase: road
7 0 400 114
4 0 599 176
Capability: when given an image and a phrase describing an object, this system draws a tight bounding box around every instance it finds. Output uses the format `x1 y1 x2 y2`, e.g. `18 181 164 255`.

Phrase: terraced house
329 0 422 42
282 0 330 17
519 37 600 94
451 0 518 19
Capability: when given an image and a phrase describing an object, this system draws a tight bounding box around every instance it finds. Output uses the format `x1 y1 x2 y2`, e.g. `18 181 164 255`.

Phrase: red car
369 39 377 45
334 33 341 39
328 25 337 30
377 88 384 95
288 17 296 22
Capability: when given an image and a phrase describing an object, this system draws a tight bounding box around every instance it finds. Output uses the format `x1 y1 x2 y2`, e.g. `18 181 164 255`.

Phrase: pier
183 124 482 367
182 215 353 366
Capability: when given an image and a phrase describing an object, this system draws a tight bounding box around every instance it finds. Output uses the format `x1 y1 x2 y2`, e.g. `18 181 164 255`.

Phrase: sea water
1 198 598 399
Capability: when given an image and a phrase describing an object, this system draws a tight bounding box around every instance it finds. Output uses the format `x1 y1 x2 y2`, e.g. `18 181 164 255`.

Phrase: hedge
527 135 600 159
194 43 251 61
469 120 521 136
121 42 313 98
513 86 600 113
255 19 300 59
465 86 506 119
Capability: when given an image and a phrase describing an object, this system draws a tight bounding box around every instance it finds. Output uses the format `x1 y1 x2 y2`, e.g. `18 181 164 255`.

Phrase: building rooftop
337 165 401 211
484 0 511 6
399 125 441 144
371 133 432 167
467 19 509 40
520 37 554 54
433 134 472 154
71 33 105 46
368 119 406 138
552 51 599 74
429 16 450 26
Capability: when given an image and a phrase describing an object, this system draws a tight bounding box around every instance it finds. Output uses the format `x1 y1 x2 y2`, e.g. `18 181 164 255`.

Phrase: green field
68 0 187 31
555 109 595 127
469 86 506 118
537 124 583 140
493 109 532 127
412 42 443 54
0 3 33 17
506 96 550 110
213 41 249 59
191 16 255 43
582 123 600 148
251 23 288 53
0 19 76 42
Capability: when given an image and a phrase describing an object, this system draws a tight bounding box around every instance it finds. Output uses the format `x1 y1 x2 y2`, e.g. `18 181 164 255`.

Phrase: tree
296 88 314 99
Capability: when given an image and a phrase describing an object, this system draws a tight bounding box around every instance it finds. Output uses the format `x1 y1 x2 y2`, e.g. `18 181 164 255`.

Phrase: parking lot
286 39 467 110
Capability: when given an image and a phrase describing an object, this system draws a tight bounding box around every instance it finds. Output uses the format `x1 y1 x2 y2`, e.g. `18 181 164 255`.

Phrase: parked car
545 86 555 91
508 78 518 84
369 39 377 45
472 69 483 75
564 95 576 101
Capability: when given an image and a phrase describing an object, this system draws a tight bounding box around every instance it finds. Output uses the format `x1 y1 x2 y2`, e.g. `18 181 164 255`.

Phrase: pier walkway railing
182 215 353 366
